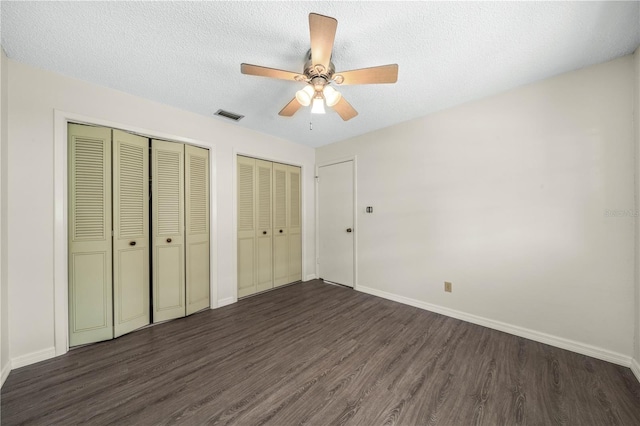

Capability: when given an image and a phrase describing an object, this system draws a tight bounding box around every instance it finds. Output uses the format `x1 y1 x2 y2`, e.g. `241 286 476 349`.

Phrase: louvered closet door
152 140 185 322
255 159 273 292
113 130 150 337
68 124 113 347
287 165 302 283
237 156 256 297
185 145 210 315
272 162 289 287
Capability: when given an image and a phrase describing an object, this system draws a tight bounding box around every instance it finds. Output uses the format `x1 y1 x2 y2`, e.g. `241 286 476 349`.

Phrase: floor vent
214 109 244 121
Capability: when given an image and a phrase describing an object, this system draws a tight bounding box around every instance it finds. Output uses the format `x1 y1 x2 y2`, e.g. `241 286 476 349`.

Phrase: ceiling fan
241 13 398 121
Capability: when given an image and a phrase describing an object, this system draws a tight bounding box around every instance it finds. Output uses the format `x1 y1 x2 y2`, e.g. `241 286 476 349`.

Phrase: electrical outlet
444 281 452 292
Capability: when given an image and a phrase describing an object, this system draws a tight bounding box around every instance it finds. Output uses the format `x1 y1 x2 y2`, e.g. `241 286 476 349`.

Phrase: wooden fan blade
309 13 337 70
279 97 303 117
333 64 398 85
241 64 303 81
332 96 358 121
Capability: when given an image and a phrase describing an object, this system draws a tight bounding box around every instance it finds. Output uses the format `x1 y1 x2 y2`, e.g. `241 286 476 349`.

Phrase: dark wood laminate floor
2 280 640 425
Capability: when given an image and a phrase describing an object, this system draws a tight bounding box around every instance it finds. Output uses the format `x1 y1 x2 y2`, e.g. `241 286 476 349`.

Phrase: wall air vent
214 109 244 122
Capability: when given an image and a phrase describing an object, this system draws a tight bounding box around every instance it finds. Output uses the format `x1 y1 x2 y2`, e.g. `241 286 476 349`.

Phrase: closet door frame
53 111 217 357
232 150 305 301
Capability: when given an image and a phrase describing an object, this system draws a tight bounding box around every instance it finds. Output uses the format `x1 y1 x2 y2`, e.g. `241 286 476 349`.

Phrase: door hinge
315 176 319 183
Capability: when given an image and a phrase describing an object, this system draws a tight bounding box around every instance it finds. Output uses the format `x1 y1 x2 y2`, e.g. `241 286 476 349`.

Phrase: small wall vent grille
214 109 244 121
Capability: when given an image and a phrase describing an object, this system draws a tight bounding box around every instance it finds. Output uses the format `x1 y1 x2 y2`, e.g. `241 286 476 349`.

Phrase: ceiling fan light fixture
241 13 397 121
323 85 342 107
311 96 325 114
295 85 315 106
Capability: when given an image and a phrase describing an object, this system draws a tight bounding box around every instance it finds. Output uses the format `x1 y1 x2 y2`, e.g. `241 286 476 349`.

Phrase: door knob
129 241 136 246
263 231 267 235
279 229 283 233
166 238 172 243
346 228 352 233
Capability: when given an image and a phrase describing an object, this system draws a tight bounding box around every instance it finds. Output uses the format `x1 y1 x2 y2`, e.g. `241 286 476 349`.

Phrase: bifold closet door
273 164 302 287
272 162 289 287
68 124 113 347
255 159 273 293
185 145 210 315
112 129 150 337
237 156 256 297
152 140 186 322
237 156 275 297
238 156 302 297
287 166 302 283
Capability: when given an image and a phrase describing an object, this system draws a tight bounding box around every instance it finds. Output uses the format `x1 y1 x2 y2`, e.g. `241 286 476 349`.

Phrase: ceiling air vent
214 109 244 122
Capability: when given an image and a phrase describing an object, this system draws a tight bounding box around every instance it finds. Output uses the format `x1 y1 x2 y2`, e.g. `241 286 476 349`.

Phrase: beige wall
6 59 316 368
317 56 636 362
1 49 9 386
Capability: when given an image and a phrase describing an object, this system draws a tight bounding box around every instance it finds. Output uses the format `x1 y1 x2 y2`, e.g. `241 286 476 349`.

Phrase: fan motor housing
303 58 335 85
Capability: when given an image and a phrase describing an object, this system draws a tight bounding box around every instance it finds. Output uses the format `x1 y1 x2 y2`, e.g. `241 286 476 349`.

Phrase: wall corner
634 45 640 373
0 47 11 387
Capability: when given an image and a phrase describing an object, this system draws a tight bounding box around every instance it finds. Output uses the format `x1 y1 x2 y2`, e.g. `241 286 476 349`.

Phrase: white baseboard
631 358 640 383
217 297 236 308
1 360 11 387
357 285 632 368
11 347 56 369
304 274 317 281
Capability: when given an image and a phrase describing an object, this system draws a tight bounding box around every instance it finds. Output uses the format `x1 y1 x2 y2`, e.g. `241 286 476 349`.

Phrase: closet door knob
129 241 136 246
166 238 172 243
346 228 352 233
263 231 267 235
279 229 283 233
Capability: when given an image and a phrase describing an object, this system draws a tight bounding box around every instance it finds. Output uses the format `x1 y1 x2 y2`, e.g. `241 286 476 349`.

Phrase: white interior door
318 160 354 287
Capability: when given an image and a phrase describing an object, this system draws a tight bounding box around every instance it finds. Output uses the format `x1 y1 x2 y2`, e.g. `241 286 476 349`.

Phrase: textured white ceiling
2 1 639 147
